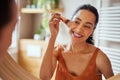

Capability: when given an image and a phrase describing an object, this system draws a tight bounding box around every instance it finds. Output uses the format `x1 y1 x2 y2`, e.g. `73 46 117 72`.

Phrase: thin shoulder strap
90 48 100 64
57 47 67 68
93 48 100 60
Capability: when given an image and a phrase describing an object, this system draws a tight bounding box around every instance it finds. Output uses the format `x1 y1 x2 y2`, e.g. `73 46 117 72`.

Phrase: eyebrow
76 17 81 21
76 17 93 26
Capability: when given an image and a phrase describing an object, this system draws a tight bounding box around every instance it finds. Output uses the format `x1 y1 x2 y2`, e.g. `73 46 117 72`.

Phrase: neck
70 41 90 54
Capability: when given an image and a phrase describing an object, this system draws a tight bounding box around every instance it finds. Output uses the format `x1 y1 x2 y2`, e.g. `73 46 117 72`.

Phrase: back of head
0 0 13 30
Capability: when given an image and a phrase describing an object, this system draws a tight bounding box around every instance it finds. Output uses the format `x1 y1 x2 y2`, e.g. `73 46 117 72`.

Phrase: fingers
49 17 60 26
52 13 71 25
49 13 61 27
50 13 61 21
51 13 68 23
49 12 71 27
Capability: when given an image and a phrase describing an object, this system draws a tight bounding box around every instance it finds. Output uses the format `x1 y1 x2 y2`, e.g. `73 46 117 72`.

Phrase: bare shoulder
96 48 114 78
96 49 109 61
96 49 111 66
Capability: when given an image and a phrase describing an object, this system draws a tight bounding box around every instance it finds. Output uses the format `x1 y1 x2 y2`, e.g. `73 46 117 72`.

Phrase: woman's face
70 9 96 43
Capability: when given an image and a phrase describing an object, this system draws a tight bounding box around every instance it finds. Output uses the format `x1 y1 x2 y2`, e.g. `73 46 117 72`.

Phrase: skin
107 73 120 80
0 1 40 80
0 0 18 58
40 10 114 80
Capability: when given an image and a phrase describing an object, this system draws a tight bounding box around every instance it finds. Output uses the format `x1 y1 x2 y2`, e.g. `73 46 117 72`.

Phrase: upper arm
40 45 58 80
96 50 114 79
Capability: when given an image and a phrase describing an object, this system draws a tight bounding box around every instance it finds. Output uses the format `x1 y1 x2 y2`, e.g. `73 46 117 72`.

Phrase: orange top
55 48 102 80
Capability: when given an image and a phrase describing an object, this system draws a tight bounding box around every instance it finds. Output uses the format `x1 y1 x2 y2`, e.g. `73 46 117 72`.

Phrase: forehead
73 10 96 23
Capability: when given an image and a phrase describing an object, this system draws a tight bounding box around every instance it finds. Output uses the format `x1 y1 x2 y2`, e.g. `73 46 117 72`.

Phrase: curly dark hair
71 4 99 45
0 0 13 30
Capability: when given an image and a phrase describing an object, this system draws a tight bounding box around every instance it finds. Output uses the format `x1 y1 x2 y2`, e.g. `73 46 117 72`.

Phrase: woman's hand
49 13 61 37
49 13 74 37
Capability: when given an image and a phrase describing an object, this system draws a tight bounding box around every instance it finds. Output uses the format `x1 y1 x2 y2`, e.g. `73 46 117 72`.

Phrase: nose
75 24 84 33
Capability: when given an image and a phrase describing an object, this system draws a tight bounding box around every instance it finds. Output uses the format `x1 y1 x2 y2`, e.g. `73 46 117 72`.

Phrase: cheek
10 20 17 32
69 26 76 34
85 30 93 37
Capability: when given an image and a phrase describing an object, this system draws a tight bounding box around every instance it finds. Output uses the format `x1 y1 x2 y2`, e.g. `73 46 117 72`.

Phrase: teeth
73 32 83 38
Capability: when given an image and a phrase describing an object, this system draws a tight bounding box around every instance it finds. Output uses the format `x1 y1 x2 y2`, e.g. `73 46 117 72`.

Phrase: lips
72 31 83 38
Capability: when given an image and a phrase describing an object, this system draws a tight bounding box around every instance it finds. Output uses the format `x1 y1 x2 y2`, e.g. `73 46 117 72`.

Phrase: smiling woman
40 4 114 80
0 0 40 80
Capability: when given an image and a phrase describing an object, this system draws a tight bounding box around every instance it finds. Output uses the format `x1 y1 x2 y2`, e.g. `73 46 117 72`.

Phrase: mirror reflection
0 0 120 80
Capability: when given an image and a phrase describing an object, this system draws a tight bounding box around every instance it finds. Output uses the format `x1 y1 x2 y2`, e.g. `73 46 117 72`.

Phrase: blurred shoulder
96 48 112 73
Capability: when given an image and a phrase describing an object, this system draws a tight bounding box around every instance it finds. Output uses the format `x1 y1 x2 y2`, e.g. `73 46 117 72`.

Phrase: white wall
62 0 97 19
96 0 120 76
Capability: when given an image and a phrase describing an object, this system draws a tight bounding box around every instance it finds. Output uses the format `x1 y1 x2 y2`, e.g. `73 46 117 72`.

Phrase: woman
0 0 39 79
40 4 114 80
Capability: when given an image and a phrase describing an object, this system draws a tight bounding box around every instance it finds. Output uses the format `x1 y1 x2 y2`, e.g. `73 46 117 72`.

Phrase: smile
72 31 83 38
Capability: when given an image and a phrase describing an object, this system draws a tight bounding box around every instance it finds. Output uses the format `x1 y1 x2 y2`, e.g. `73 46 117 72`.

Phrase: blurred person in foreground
0 0 40 80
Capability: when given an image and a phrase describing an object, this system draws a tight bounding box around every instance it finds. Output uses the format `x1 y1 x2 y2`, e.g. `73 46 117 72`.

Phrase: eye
84 25 91 29
74 20 80 24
